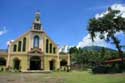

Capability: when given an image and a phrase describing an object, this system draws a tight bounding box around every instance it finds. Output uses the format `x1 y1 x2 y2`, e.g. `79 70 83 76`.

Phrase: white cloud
77 31 123 48
7 40 14 46
111 4 125 18
95 4 125 19
0 26 7 36
77 33 108 48
95 11 109 19
60 32 123 50
59 45 73 53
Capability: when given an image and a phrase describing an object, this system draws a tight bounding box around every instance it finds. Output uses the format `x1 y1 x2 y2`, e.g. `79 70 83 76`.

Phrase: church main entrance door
30 56 41 70
49 60 55 70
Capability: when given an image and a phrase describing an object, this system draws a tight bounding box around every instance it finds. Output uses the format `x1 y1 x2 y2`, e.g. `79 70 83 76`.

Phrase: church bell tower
32 11 43 31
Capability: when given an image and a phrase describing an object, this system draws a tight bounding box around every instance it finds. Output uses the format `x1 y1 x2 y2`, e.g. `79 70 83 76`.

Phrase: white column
67 54 70 66
6 41 12 69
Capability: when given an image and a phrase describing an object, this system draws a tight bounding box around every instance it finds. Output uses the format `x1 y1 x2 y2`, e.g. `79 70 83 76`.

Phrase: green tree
69 47 78 55
69 47 90 69
88 8 125 64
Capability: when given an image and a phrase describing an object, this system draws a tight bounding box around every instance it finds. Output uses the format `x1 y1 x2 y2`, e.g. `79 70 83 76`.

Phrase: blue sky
0 0 125 49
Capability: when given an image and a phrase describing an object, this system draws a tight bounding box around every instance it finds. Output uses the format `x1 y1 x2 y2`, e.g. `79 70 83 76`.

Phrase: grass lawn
0 71 125 83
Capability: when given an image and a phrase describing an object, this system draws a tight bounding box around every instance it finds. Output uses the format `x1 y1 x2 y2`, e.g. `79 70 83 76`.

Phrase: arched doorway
13 58 20 70
0 57 6 66
30 56 41 70
49 60 55 70
60 59 67 66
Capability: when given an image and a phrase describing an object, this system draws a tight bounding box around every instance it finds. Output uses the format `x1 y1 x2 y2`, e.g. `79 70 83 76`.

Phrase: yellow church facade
0 12 70 72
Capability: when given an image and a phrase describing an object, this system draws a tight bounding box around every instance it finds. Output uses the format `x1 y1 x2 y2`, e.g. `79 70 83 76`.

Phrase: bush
107 63 122 73
92 65 108 74
92 63 123 74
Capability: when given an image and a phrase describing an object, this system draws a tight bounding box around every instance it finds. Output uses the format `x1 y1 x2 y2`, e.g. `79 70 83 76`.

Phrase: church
0 12 70 72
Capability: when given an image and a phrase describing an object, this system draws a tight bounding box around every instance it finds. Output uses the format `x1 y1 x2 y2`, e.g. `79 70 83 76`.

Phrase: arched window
23 37 26 51
33 35 39 48
53 47 56 54
46 39 49 53
13 44 17 52
50 43 52 53
18 41 22 52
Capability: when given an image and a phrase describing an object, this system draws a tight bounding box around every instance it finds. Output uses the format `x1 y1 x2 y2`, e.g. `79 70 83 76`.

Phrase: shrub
92 65 108 74
107 63 122 73
92 63 123 74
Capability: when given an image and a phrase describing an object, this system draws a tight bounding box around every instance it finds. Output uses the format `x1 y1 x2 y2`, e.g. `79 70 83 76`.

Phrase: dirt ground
0 73 64 83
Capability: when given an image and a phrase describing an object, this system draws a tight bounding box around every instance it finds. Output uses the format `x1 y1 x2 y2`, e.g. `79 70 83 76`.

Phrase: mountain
60 45 117 53
82 46 117 52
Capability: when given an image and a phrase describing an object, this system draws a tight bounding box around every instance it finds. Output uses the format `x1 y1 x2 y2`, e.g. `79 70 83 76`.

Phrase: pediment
28 48 42 54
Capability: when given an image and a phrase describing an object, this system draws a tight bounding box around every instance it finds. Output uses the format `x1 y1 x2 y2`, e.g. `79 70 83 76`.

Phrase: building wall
9 54 28 71
44 55 59 70
7 30 62 71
